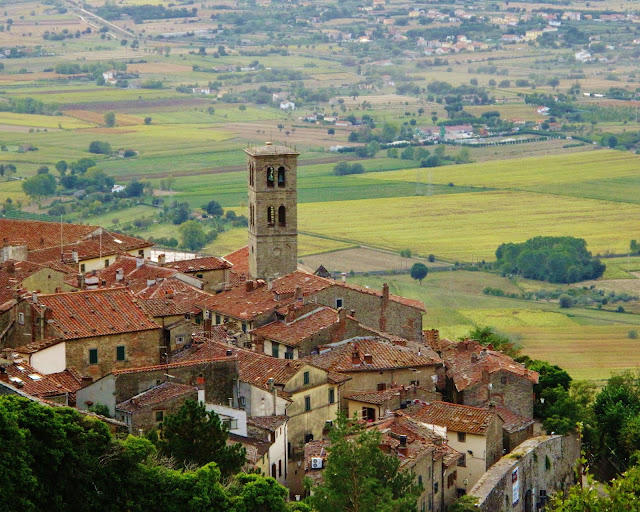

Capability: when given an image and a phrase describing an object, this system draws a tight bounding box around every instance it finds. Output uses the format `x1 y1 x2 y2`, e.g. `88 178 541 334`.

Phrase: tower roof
244 143 299 157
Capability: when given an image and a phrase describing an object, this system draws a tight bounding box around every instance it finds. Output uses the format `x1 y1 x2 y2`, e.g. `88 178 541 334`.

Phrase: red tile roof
112 354 235 375
440 339 538 392
490 405 534 434
204 271 331 320
116 381 197 412
408 401 499 435
135 278 211 317
339 281 427 312
165 256 231 273
344 387 404 405
14 337 65 354
250 306 339 347
225 246 249 277
0 219 99 250
247 415 288 432
36 287 160 340
0 361 75 398
308 337 442 373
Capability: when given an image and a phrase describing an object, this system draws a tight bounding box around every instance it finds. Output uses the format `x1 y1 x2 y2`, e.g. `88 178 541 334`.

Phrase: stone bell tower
245 142 299 280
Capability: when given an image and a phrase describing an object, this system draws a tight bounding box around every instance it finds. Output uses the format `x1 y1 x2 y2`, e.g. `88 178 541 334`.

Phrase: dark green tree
311 413 420 512
410 262 428 284
203 200 224 217
179 221 208 251
104 111 116 127
158 399 245 478
22 172 56 199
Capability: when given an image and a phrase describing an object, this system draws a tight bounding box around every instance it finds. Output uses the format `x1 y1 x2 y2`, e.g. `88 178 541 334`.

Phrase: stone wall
310 286 423 341
470 434 581 512
462 370 534 419
127 389 197 433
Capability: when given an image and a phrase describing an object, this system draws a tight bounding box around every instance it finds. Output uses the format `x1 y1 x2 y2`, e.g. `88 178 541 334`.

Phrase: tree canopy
410 262 428 284
496 236 605 284
310 413 421 512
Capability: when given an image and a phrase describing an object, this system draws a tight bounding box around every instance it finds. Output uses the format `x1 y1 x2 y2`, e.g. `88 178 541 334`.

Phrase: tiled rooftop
36 287 160 340
440 339 539 392
0 360 76 399
165 256 231 273
250 306 339 346
344 387 404 405
116 381 196 412
408 401 498 435
308 337 442 373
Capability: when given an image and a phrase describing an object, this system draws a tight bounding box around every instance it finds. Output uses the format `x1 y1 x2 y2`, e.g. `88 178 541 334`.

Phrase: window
410 380 420 386
457 432 466 443
196 273 203 279
18 312 24 325
304 433 314 443
104 259 110 268
80 264 86 273
277 166 285 187
267 166 275 187
305 396 311 412
335 298 343 309
285 348 294 360
418 475 423 486
267 206 275 226
328 388 335 404
138 249 144 257
175 335 185 345
377 383 387 391
501 375 508 384
249 162 254 187
457 453 466 467
215 314 221 324
272 343 280 358
242 322 247 333
222 418 239 430
434 481 439 494
278 205 286 227
116 345 126 361
303 371 310 385
155 410 164 422
89 349 98 365
278 459 282 477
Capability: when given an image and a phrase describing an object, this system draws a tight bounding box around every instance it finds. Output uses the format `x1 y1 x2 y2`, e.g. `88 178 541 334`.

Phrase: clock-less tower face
245 143 299 280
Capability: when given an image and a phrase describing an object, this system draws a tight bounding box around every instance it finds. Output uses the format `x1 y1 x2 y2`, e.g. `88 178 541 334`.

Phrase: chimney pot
341 272 347 283
382 283 389 301
158 254 166 265
363 353 373 364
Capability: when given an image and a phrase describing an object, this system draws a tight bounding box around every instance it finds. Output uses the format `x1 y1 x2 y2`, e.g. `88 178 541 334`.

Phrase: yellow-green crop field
502 326 640 382
0 112 95 129
602 257 640 279
299 190 640 261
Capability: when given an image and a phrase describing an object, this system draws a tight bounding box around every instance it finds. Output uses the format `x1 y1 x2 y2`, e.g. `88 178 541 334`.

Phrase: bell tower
245 142 299 280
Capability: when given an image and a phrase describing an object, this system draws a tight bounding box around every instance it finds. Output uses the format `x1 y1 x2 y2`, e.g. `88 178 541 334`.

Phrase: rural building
408 401 504 492
162 255 231 293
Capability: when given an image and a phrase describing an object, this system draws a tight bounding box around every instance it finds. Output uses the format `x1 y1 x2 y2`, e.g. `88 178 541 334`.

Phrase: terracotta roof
48 367 84 394
224 246 249 277
308 337 442 373
408 401 499 435
14 337 65 354
247 415 288 432
250 306 339 347
228 433 271 461
112 354 235 375
490 405 534 434
344 387 404 405
116 381 197 413
440 339 539 392
0 360 74 398
136 278 211 317
0 219 98 250
204 271 331 320
20 226 151 266
35 287 160 340
166 256 231 273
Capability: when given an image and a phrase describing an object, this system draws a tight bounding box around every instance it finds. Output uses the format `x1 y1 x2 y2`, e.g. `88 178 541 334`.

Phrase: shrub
628 330 638 339
428 254 435 262
88 140 112 154
559 295 573 308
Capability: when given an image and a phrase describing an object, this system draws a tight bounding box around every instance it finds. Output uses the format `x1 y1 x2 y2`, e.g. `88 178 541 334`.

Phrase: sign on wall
512 467 520 506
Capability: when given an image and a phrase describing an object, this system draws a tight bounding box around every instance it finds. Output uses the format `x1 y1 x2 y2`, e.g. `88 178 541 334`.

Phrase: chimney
6 261 15 274
157 253 166 265
337 307 347 326
245 280 254 293
31 291 37 303
350 309 356 318
77 274 85 289
397 435 408 455
471 353 478 363
267 278 273 291
135 256 144 268
294 285 302 302
382 283 389 302
198 388 205 404
116 268 124 282
72 250 79 263
226 349 233 356
351 351 360 365
341 272 347 283
363 353 373 364
81 376 93 386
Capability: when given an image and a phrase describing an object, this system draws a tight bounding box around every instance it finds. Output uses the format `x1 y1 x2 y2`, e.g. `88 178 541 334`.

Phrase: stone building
246 143 299 280
115 381 197 433
407 401 504 493
9 288 163 380
435 338 539 418
162 256 231 293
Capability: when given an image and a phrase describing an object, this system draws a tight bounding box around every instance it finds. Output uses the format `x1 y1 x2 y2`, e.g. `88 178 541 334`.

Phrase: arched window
271 463 277 478
277 166 285 187
266 166 275 187
249 162 254 187
278 205 286 227
249 204 254 228
267 206 275 226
